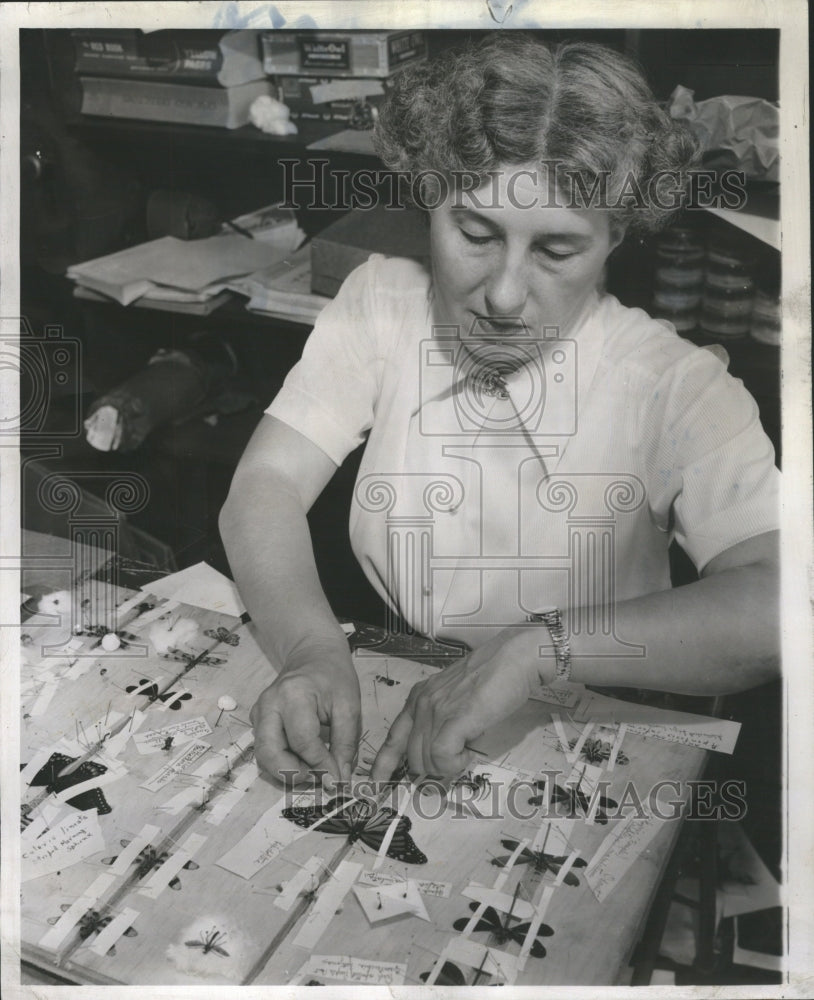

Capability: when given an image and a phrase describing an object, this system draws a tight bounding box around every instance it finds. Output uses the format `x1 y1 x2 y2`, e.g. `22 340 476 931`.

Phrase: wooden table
17 536 730 987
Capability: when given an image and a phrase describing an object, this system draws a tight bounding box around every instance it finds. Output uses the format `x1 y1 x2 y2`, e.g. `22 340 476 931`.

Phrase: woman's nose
483 253 529 317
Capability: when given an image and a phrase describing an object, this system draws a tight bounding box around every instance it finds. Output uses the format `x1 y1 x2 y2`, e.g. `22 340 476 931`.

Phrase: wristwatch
525 608 572 684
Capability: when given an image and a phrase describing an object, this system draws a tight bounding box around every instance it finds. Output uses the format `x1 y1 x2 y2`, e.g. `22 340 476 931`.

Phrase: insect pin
185 927 229 957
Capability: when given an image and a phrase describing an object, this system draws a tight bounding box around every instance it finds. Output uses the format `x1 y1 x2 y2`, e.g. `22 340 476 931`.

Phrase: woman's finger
407 684 437 776
253 707 312 786
370 702 415 782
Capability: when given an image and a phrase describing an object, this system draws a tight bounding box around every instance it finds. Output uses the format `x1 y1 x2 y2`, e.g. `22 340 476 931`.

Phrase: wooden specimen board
17 569 730 987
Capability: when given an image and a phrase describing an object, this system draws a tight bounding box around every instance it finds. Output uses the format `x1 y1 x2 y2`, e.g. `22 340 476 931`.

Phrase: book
72 29 266 88
261 30 426 78
78 76 272 129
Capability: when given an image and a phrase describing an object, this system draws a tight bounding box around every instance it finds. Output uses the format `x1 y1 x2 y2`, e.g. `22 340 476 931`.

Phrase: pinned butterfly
281 796 427 864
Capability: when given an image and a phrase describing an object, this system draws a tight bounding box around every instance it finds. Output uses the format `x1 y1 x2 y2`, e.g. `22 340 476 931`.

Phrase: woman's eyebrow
452 207 592 246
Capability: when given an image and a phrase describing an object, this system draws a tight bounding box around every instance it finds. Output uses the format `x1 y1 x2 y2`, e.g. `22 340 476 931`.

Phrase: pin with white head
215 695 237 727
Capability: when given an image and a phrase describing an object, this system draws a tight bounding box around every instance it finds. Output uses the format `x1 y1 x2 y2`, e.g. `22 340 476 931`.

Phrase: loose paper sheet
292 954 407 986
142 562 245 617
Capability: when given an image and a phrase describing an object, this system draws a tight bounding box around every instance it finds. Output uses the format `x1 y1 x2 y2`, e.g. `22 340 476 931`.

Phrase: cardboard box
261 30 426 78
310 203 430 297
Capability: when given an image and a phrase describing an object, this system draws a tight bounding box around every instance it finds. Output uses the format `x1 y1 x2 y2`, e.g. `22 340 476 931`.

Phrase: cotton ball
101 632 121 651
149 617 199 656
249 95 298 135
37 590 72 621
165 915 247 982
217 695 237 712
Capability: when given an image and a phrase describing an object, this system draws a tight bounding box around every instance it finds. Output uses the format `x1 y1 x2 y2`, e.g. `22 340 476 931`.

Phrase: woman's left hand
370 627 555 780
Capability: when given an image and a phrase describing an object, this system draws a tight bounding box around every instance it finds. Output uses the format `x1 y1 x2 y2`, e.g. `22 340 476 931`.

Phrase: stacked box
261 30 426 78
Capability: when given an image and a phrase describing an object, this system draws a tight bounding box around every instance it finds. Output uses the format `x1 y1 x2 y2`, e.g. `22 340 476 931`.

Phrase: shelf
701 185 780 251
704 206 780 251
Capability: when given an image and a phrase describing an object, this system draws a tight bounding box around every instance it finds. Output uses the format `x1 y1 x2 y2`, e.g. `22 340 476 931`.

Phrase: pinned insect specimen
450 771 492 801
570 736 629 766
47 905 137 955
162 736 175 752
185 927 229 957
452 890 553 958
125 678 160 700
102 842 199 890
490 835 587 886
282 796 427 864
420 950 498 986
76 625 138 649
204 627 240 646
528 768 618 825
25 752 112 815
157 689 193 711
166 649 226 668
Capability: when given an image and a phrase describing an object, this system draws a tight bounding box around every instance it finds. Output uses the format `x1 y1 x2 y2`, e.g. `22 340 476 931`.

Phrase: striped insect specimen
282 796 427 864
204 627 240 646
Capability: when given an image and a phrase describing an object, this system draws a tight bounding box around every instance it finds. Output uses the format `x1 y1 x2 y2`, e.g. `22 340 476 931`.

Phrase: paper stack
227 244 331 325
67 209 305 310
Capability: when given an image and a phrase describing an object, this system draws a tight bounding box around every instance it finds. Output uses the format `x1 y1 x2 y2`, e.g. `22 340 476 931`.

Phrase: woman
220 36 779 788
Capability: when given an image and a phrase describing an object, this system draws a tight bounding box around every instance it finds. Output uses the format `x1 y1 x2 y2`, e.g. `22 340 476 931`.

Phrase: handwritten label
133 716 213 754
585 811 663 901
139 740 211 792
293 859 361 949
216 797 304 879
577 691 741 754
294 954 406 986
353 878 429 924
356 870 451 898
22 810 104 881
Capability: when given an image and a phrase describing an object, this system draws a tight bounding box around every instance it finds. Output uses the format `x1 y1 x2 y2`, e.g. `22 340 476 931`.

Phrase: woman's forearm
565 560 780 695
219 466 348 670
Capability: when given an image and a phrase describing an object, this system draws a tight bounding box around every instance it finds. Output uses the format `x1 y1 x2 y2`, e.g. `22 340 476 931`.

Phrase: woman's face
429 165 621 346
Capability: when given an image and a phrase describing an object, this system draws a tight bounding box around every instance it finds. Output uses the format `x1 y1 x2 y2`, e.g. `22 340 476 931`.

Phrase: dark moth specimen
528 771 618 825
452 901 554 958
282 795 427 865
490 836 587 886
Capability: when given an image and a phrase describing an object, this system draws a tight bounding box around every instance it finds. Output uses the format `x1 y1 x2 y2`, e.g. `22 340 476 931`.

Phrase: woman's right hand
249 644 362 788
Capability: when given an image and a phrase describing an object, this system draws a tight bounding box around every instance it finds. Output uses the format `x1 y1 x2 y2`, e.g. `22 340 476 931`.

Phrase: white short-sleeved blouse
266 255 779 651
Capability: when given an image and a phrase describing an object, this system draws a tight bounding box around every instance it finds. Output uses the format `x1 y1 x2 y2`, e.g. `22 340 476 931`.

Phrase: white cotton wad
36 590 73 623
165 916 248 982
148 617 199 656
249 94 298 135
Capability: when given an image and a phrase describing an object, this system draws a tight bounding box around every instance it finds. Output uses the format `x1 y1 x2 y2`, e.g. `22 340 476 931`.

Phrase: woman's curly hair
374 34 700 235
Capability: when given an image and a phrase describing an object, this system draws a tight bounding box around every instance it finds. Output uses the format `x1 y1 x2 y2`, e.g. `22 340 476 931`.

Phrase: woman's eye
459 229 496 246
538 247 577 261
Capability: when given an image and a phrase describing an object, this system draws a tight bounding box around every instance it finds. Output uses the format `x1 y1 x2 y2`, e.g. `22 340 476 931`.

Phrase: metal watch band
526 608 572 683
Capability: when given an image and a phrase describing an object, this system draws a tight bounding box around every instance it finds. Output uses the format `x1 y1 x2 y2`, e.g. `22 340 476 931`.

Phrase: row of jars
651 227 781 344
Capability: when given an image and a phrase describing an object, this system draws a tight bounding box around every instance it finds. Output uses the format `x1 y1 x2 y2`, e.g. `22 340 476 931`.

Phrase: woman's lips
472 315 529 335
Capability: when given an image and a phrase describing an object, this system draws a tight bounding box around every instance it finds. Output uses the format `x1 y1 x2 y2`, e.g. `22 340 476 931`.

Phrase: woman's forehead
449 167 609 239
